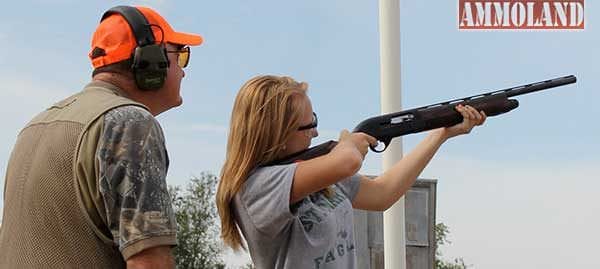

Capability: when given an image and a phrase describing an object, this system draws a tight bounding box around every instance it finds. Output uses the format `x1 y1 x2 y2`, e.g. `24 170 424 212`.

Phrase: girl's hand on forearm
435 104 487 140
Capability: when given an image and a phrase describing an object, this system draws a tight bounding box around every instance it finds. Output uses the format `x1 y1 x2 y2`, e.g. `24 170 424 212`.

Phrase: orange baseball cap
89 6 203 68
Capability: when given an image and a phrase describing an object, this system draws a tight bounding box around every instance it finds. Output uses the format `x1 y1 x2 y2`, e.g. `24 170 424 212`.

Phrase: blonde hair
216 75 310 250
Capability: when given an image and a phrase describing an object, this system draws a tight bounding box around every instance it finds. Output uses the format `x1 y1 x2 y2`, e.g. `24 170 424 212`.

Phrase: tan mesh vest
0 81 147 268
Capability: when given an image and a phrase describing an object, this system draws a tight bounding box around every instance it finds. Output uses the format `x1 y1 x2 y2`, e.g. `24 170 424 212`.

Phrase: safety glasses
298 112 318 131
167 46 190 68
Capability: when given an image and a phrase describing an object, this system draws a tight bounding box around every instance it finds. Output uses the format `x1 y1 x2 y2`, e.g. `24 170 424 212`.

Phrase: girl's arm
352 105 486 210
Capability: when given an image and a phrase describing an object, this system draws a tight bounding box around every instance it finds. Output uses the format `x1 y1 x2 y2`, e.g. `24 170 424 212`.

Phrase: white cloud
0 74 72 117
0 75 73 146
190 123 228 134
0 73 75 216
159 121 229 135
349 149 599 268
137 0 167 5
135 0 169 12
0 74 73 164
420 155 600 269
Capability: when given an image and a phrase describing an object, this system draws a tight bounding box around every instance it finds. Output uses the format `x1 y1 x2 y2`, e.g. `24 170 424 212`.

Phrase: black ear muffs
101 6 169 90
131 44 169 90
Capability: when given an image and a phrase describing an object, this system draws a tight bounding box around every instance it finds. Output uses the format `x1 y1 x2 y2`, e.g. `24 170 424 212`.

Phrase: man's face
161 43 186 109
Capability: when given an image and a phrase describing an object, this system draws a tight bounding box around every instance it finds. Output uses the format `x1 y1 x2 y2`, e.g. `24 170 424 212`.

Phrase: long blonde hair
216 75 309 250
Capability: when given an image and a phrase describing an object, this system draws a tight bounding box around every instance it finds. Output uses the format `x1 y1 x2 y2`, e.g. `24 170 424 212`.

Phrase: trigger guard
370 140 388 153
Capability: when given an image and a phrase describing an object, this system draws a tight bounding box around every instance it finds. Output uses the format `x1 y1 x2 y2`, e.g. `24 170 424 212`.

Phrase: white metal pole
379 0 406 268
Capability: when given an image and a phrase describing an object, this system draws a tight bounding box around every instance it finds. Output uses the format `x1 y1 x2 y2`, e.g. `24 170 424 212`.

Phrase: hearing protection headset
101 6 169 90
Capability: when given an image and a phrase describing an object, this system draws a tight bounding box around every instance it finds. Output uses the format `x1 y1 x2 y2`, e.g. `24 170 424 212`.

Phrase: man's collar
85 80 131 99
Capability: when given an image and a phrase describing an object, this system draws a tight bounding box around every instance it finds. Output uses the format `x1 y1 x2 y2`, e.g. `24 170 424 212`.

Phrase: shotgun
268 75 576 165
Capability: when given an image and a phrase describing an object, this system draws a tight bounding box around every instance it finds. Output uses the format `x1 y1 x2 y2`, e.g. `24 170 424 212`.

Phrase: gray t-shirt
233 163 361 269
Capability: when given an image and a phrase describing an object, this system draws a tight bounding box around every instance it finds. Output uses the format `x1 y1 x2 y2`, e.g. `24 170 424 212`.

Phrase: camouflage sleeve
97 105 176 260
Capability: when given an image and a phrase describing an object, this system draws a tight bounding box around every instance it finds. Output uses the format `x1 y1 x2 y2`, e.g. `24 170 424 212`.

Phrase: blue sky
1 1 598 268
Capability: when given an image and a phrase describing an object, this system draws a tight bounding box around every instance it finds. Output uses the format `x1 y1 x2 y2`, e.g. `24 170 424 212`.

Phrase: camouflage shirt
97 105 176 258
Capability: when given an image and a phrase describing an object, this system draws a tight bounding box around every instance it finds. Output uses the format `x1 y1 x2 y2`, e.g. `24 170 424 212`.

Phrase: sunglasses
298 112 318 131
166 46 190 68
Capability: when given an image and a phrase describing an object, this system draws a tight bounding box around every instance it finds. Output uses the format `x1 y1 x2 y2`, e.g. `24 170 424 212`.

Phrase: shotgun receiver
270 75 576 165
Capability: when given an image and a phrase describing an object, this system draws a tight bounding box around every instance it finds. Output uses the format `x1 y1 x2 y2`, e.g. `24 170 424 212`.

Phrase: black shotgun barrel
503 75 576 97
402 75 576 112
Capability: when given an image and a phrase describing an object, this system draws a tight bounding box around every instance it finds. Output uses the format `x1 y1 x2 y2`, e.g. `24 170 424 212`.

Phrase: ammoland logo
459 0 584 30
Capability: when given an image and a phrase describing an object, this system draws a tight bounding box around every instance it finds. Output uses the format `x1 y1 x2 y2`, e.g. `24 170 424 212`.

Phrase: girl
216 75 485 269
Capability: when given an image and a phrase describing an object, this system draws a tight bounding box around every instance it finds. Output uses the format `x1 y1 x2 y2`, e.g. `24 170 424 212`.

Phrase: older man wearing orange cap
0 5 202 268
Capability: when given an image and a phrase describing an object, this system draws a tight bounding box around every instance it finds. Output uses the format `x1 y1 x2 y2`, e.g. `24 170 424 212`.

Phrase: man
0 6 202 268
